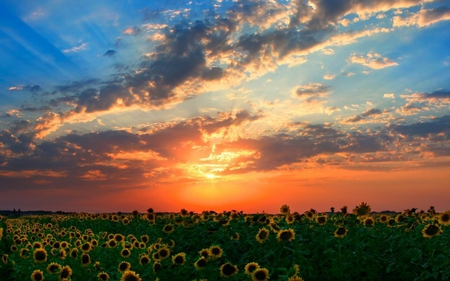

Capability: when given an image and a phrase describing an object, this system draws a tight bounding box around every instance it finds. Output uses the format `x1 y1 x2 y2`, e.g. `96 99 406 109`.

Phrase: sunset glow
1 0 450 213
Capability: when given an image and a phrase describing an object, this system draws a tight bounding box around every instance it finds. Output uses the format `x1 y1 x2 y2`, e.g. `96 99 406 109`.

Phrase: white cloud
63 43 87 53
349 52 398 69
323 74 336 80
383 93 395 99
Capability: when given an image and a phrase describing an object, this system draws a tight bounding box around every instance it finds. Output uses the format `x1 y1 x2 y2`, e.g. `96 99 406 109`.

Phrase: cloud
123 26 141 35
349 52 398 69
323 73 336 80
390 115 450 137
63 43 87 53
322 48 334 55
342 108 385 123
103 50 116 57
393 6 450 27
383 93 395 99
292 82 331 102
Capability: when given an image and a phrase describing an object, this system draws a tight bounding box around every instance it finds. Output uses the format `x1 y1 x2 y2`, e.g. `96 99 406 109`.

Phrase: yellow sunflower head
245 262 260 275
120 270 142 281
59 266 72 280
209 245 223 260
118 261 131 273
438 211 450 226
256 228 270 243
252 268 270 281
30 269 44 281
194 257 208 270
422 224 443 238
172 252 186 265
46 262 62 274
33 248 47 263
220 262 238 277
277 229 295 242
97 272 110 281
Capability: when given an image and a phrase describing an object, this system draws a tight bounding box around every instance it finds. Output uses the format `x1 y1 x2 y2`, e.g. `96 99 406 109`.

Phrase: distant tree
330 207 335 214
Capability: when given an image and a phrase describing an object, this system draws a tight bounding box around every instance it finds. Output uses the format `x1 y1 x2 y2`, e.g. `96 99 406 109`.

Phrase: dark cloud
103 50 116 57
343 108 383 123
390 115 450 137
415 89 450 101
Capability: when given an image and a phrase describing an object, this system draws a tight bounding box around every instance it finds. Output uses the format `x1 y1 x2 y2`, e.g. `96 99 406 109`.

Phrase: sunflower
152 252 161 262
32 242 43 249
118 261 131 273
438 210 450 226
53 242 60 249
153 262 162 274
115 234 124 243
139 254 151 265
10 245 18 252
334 227 348 238
107 239 118 248
59 266 72 280
180 208 189 217
20 248 30 259
280 204 290 215
220 262 238 277
162 224 174 234
199 248 211 259
395 214 405 223
81 242 91 253
120 270 142 281
316 216 327 226
45 262 61 274
245 262 260 275
363 217 375 227
168 240 175 248
353 202 371 217
256 228 270 243
379 214 389 224
194 257 207 270
94 261 102 270
284 214 294 224
31 269 45 281
172 252 186 265
230 232 240 240
1 254 7 264
157 247 170 260
60 241 69 249
81 253 91 266
97 272 110 281
387 218 396 227
121 248 131 258
34 248 48 263
422 224 443 238
252 268 269 281
91 239 98 248
269 223 281 233
277 229 295 242
209 245 223 260
141 235 149 244
70 248 78 259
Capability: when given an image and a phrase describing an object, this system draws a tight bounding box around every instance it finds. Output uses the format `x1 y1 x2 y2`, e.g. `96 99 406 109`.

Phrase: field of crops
1 202 449 281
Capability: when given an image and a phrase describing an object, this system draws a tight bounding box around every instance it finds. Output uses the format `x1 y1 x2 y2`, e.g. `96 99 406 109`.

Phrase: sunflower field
1 203 450 281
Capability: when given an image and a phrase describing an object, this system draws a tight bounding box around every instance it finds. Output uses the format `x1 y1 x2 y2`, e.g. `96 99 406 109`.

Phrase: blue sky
1 0 450 213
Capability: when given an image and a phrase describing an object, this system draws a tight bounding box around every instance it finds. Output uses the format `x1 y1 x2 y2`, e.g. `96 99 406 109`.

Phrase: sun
205 173 216 179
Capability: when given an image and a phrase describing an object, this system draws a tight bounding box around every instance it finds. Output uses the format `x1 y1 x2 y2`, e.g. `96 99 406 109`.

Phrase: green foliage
0 210 448 281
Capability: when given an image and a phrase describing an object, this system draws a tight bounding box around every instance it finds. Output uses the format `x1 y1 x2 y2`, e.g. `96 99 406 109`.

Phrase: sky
1 0 450 214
